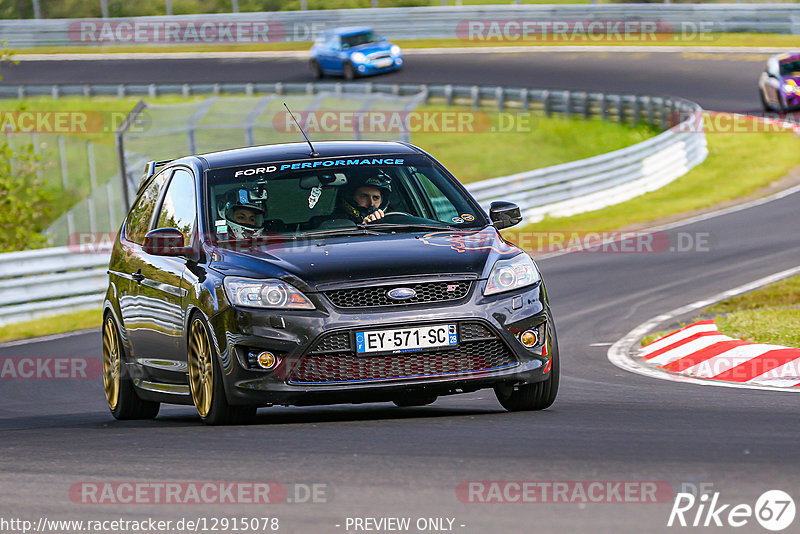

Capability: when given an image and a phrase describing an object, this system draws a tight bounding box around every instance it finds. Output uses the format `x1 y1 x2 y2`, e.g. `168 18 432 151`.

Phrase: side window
155 169 196 246
125 171 168 245
415 173 459 222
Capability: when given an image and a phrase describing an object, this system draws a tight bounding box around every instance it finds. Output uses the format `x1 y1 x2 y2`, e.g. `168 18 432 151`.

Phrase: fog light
519 329 538 347
257 351 277 370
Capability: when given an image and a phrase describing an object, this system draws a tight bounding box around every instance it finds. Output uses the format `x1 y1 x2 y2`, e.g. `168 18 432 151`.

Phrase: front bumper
354 57 403 75
208 281 554 407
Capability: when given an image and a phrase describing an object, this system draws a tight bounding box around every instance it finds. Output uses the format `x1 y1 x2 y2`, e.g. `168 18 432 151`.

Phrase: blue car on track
310 27 403 81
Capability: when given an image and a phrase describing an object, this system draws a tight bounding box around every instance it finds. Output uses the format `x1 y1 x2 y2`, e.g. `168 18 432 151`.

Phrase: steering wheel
381 211 414 218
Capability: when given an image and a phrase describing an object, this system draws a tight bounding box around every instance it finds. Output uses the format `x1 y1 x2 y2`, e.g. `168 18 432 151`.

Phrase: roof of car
329 26 373 36
194 141 422 170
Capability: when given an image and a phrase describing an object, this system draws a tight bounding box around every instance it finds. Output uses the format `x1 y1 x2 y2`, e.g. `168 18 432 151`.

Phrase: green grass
0 308 101 344
702 274 800 347
413 106 659 183
513 114 800 237
12 33 800 55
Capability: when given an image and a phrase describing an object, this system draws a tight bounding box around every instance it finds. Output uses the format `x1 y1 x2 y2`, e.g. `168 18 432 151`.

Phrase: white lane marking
589 342 613 347
749 377 800 388
646 334 732 366
607 265 800 392
640 323 719 356
0 328 97 348
11 45 788 62
750 358 800 383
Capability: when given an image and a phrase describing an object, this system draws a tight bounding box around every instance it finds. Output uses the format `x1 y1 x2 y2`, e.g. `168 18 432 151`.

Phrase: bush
0 44 53 252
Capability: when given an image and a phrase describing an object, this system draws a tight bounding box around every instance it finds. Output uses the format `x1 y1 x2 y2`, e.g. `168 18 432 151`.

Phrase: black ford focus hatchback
102 141 559 424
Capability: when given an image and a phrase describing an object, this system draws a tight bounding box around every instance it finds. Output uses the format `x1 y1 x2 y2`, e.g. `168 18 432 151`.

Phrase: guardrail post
564 91 572 119
51 85 59 99
496 86 504 112
659 99 668 130
520 88 529 111
106 181 116 229
83 85 91 98
633 96 641 125
117 85 126 98
617 96 625 124
182 84 190 98
582 93 590 119
213 83 221 96
87 141 98 235
305 83 314 95
148 84 157 98
646 96 654 126
543 90 552 117
276 82 284 95
601 93 608 121
365 82 373 94
17 86 24 99
445 84 453 107
421 84 430 104
334 83 342 97
471 85 480 110
392 84 400 96
58 136 74 240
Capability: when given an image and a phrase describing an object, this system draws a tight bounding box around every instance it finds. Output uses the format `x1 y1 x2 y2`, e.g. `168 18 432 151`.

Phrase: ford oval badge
387 287 416 301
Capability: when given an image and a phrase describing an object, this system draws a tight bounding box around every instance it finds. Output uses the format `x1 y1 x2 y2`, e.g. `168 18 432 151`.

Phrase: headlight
223 277 314 310
350 52 366 63
783 83 797 94
484 254 541 296
390 45 401 57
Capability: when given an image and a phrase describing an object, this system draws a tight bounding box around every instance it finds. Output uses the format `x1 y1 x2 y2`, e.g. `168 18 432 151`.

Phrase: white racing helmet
223 189 266 239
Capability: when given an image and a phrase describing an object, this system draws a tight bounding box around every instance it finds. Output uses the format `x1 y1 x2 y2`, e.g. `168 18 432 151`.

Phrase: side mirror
143 228 188 256
380 36 387 41
490 201 522 230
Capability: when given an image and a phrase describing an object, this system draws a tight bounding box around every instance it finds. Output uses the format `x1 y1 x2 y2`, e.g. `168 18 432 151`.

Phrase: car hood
209 227 522 292
349 42 394 55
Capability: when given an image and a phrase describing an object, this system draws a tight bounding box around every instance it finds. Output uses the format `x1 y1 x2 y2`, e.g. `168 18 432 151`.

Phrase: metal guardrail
0 4 799 47
0 81 706 326
0 246 107 327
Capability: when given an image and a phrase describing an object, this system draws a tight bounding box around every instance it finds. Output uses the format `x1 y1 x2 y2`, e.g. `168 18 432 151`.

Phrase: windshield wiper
366 222 461 232
297 227 383 238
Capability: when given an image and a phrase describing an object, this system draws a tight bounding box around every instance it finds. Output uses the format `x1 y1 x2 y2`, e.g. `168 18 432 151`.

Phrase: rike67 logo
668 489 795 531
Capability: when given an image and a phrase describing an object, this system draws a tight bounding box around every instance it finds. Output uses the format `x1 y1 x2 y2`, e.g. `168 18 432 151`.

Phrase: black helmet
350 172 392 210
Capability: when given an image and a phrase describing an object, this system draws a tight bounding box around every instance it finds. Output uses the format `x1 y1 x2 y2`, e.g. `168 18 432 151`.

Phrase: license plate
374 59 393 68
356 324 457 354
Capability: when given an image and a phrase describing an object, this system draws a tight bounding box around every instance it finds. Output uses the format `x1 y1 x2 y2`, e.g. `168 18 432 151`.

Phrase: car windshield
779 59 800 75
342 31 377 48
205 153 487 243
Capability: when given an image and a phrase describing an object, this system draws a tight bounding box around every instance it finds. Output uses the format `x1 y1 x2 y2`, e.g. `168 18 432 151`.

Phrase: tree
0 43 52 252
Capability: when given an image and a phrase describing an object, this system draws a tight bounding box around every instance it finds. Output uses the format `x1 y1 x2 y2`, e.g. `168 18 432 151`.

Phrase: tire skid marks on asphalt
639 321 800 387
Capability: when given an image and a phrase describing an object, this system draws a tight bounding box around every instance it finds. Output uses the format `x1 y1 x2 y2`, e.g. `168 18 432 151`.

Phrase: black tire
393 394 438 407
494 324 560 412
343 62 356 81
102 315 160 420
760 88 773 112
778 92 789 114
309 59 323 79
187 315 256 426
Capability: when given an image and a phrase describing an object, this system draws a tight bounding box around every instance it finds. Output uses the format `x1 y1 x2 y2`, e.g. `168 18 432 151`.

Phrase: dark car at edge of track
101 141 559 425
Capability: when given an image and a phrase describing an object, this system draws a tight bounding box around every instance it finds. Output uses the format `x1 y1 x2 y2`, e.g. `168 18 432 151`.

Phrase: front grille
368 52 392 61
324 281 471 308
286 321 517 384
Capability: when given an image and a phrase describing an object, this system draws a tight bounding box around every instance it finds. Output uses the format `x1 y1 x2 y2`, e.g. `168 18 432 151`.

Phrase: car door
116 169 169 359
129 167 197 384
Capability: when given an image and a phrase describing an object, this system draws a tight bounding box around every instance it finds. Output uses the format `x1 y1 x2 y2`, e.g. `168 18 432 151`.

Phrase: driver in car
223 190 266 239
336 175 392 224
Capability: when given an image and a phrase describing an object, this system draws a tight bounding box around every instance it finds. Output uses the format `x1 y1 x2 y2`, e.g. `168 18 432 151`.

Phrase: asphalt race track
1 50 799 533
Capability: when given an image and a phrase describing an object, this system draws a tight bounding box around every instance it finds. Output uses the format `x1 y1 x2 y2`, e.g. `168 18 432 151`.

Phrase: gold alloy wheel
102 317 120 411
188 319 214 418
